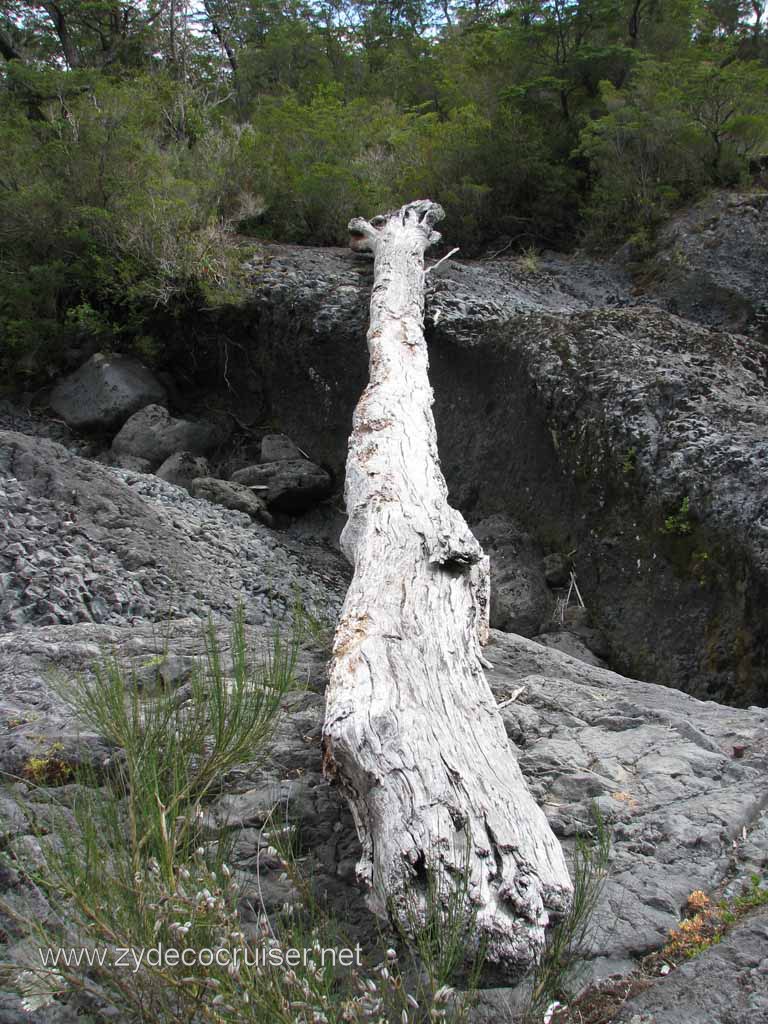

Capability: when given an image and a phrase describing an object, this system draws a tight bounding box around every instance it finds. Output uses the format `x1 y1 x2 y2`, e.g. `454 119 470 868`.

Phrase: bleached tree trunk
322 200 572 969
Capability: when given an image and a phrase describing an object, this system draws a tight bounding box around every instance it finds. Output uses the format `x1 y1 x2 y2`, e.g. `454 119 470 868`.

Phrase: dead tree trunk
322 200 572 969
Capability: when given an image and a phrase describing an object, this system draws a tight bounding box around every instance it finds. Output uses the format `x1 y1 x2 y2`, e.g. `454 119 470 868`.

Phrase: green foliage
51 607 299 876
579 57 768 245
232 88 405 244
1 0 767 380
662 496 694 535
393 832 486 996
621 447 637 475
526 803 612 1018
0 68 242 380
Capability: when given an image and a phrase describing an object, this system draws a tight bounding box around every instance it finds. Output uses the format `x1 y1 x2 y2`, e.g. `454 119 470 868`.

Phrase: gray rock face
155 451 210 491
260 432 303 462
111 404 227 468
487 632 768 997
231 459 332 513
1 417 767 1021
225 242 768 705
543 552 570 588
189 476 272 524
49 353 167 432
613 909 768 1024
1 621 767 1020
472 515 551 637
646 190 768 340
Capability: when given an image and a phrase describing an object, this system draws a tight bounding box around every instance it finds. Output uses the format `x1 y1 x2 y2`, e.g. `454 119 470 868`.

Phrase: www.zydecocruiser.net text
38 943 365 974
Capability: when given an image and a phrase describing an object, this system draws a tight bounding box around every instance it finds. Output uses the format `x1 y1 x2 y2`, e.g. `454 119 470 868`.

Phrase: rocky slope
2 190 768 1023
186 194 768 706
1 500 767 1021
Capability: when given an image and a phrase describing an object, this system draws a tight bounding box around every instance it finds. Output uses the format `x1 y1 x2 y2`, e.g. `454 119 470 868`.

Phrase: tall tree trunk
322 200 572 969
42 2 79 69
203 0 238 73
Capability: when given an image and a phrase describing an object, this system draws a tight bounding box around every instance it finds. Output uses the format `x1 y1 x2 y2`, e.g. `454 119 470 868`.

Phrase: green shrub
662 496 693 536
526 804 612 1019
2 610 483 1023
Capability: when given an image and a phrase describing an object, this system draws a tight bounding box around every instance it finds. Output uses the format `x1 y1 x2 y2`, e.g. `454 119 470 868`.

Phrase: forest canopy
1 1 767 379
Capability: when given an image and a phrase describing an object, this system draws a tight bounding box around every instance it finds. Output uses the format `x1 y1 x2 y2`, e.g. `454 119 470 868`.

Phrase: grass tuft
1 609 484 1023
525 804 612 1020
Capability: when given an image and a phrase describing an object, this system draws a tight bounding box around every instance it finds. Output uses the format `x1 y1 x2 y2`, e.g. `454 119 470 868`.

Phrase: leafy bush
579 58 768 246
0 69 239 380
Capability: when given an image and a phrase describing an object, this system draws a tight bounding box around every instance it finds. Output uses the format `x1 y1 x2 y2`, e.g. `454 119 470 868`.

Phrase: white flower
543 1001 563 1024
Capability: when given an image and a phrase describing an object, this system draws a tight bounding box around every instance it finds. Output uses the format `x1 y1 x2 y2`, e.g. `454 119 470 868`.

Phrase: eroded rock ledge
193 231 768 705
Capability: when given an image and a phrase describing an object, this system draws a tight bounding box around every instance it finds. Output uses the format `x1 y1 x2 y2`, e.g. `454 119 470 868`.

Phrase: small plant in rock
621 447 637 475
663 889 721 960
518 245 541 274
661 496 693 536
690 549 715 586
525 804 612 1021
22 750 75 786
660 874 768 965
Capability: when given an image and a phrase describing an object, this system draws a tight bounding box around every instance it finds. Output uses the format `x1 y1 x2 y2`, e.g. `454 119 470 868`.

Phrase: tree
0 1 168 70
681 58 768 173
322 199 572 967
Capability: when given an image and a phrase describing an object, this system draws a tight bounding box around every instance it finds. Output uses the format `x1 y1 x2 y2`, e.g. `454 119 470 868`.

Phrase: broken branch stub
323 199 572 970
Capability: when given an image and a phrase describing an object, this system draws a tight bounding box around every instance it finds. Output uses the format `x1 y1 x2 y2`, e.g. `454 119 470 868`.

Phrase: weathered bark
322 200 572 969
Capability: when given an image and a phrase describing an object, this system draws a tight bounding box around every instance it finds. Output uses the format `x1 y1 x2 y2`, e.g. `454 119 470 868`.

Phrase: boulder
640 189 768 339
472 515 551 637
260 433 303 462
532 629 607 668
108 453 153 474
111 405 226 469
155 452 210 492
190 476 272 525
231 460 332 514
49 353 166 432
